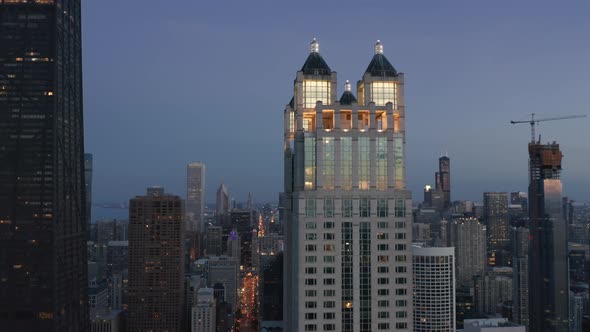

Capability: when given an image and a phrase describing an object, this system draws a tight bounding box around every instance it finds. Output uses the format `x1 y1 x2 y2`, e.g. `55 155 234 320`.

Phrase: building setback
283 39 413 331
127 188 185 331
0 1 88 330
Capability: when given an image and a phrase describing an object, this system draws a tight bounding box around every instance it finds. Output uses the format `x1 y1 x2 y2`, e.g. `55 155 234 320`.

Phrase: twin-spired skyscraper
283 39 413 331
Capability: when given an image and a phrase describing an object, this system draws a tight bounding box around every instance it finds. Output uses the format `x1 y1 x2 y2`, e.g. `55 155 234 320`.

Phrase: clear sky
83 1 590 204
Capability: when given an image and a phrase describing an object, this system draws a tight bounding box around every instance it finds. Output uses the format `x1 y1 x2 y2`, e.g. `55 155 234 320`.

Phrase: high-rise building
436 155 451 208
412 244 456 332
283 39 413 331
128 188 185 331
451 217 487 288
216 183 230 218
483 192 510 253
85 153 94 232
0 1 88 330
511 227 529 327
191 288 216 332
474 267 513 316
207 256 239 309
527 142 569 332
187 162 206 233
205 226 223 256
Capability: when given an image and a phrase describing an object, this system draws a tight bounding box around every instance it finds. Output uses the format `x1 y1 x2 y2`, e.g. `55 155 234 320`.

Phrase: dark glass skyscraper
0 1 87 331
436 155 451 208
528 142 569 332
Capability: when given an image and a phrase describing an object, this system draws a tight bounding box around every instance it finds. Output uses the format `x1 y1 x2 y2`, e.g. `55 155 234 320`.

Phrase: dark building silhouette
528 142 569 332
260 253 283 322
0 1 88 330
85 153 93 235
436 156 451 208
127 188 185 331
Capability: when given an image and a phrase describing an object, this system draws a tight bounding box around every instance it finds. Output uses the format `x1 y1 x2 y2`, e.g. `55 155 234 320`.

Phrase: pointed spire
310 38 320 53
301 38 331 75
344 80 351 92
365 40 397 77
374 40 384 54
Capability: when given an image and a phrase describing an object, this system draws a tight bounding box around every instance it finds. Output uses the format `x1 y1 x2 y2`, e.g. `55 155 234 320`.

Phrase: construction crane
510 113 586 143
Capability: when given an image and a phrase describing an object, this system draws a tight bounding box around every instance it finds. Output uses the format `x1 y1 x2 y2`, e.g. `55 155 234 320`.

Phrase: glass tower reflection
528 142 569 332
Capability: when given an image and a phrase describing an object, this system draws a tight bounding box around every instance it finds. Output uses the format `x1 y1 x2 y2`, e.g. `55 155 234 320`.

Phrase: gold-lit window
303 80 330 108
371 82 396 107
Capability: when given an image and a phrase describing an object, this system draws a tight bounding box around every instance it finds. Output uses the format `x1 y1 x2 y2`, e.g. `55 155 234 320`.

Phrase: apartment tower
128 188 185 331
0 1 88 330
283 39 413 331
412 244 456 332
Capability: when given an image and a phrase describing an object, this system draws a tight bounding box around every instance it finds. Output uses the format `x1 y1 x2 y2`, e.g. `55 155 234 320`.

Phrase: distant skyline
83 1 590 204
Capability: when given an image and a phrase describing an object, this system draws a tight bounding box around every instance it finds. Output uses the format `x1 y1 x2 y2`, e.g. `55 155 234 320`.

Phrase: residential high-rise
412 244 456 332
483 192 510 253
0 1 88 330
474 267 513 316
187 162 206 233
451 217 487 288
85 153 94 232
128 188 185 331
283 39 413 331
511 227 529 327
528 142 569 332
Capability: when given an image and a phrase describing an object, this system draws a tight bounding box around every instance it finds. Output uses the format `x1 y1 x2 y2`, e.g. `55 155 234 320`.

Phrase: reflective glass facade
376 137 387 190
340 137 352 190
358 137 370 190
0 1 88 330
528 143 569 332
322 137 334 189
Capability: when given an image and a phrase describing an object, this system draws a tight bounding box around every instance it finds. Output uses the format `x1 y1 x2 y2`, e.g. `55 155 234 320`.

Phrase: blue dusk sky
83 1 590 205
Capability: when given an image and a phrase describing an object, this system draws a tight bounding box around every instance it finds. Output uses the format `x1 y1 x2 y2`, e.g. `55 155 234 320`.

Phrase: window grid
303 80 331 108
371 81 397 107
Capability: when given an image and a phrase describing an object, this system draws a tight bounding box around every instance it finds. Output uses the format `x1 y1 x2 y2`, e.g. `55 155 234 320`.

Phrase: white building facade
284 39 413 332
412 244 456 332
191 288 216 332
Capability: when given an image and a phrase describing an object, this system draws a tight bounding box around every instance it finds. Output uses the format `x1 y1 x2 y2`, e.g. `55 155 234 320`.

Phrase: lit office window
303 80 330 108
371 82 396 107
